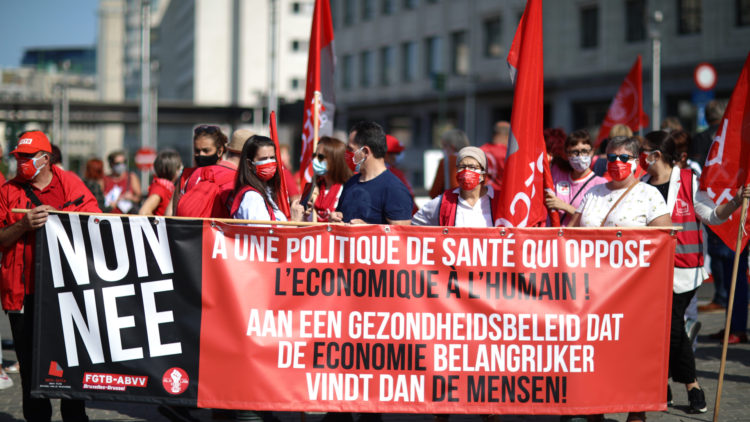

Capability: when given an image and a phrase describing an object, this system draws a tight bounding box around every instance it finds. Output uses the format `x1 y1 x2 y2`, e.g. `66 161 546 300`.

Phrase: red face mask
344 150 357 172
254 159 277 181
607 160 632 182
17 155 45 180
456 168 483 191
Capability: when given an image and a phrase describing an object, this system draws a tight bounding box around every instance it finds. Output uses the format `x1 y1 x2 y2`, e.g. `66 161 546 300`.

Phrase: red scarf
313 180 342 222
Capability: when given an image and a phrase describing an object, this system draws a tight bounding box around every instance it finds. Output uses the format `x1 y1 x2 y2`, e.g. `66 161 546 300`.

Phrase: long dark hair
643 130 677 166
234 135 281 210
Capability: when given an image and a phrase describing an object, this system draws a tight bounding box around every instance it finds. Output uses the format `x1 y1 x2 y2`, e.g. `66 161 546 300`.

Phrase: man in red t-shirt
480 121 509 193
0 131 99 421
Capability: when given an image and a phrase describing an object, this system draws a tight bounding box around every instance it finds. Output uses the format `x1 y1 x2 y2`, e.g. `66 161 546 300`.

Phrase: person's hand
349 218 366 225
544 191 565 210
329 211 344 223
740 184 750 200
290 199 305 222
22 205 55 231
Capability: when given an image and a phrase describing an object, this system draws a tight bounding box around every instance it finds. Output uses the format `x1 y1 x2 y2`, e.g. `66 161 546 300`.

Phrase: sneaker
667 384 673 406
687 387 707 413
0 369 13 390
3 361 19 374
686 321 702 345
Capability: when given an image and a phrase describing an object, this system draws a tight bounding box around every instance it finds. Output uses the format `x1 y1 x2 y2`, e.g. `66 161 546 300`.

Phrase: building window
290 78 301 90
291 40 309 52
580 5 599 49
737 0 750 26
380 46 395 86
451 31 469 76
342 54 353 90
424 36 443 77
403 0 417 10
401 41 417 82
360 50 373 87
678 0 702 34
625 0 646 42
290 2 312 14
361 0 374 20
344 0 355 26
382 0 394 15
483 16 502 58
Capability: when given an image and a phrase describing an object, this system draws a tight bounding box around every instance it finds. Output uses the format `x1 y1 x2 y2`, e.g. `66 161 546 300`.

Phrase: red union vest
672 168 703 268
230 185 277 221
437 189 495 227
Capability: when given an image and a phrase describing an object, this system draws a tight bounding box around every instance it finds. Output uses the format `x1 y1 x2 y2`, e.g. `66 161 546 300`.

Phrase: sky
0 0 99 67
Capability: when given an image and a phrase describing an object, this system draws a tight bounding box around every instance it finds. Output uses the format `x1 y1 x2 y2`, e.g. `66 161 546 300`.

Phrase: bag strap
600 181 639 227
569 174 597 204
21 184 43 207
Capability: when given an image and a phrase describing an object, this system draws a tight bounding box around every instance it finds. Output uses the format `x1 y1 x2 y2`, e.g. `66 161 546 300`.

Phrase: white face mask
568 155 592 172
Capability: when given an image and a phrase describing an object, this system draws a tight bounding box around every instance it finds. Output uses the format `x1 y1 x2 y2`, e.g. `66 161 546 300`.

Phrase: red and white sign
162 367 189 395
694 62 717 91
135 147 157 171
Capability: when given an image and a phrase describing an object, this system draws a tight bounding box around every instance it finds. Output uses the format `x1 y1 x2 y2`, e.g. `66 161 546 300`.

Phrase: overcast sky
0 0 98 67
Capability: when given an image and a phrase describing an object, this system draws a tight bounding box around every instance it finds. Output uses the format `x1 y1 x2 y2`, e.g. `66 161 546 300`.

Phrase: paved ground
0 281 747 422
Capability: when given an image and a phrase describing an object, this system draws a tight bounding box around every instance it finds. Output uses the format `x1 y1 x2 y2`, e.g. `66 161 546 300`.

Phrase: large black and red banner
33 214 675 414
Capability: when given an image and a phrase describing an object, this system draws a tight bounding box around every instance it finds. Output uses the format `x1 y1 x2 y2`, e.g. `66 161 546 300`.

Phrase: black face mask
194 153 219 167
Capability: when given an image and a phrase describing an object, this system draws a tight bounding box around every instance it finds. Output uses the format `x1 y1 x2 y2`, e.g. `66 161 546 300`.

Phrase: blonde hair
608 124 633 138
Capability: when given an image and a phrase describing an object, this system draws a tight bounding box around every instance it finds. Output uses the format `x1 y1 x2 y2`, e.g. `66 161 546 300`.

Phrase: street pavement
0 281 748 422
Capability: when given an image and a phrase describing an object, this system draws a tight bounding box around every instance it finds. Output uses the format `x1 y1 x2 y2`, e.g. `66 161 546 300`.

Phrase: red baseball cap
386 134 404 154
12 131 52 155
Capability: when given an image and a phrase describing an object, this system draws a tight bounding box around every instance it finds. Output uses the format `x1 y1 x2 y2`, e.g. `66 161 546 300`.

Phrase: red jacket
672 168 704 268
0 166 100 310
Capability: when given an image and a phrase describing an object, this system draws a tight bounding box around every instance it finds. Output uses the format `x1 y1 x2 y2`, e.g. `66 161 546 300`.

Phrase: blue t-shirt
337 169 413 224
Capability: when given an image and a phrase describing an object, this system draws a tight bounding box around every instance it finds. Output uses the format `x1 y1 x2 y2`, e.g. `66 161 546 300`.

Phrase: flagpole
310 91 322 222
713 196 748 422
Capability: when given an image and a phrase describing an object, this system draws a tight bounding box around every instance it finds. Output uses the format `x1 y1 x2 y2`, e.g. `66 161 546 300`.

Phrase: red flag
299 0 336 186
595 56 650 147
699 53 750 251
270 111 291 219
495 0 558 227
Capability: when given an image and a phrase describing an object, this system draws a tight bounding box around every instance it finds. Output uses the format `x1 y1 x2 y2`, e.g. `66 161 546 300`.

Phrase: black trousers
9 296 88 422
669 289 697 384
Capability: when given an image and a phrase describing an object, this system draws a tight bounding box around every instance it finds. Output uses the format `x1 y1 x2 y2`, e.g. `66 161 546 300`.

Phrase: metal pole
61 83 70 170
140 0 152 193
651 10 663 131
268 0 278 116
52 85 61 149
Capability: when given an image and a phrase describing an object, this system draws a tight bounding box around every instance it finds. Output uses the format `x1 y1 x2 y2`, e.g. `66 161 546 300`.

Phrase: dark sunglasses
194 125 220 135
313 153 326 161
606 153 636 163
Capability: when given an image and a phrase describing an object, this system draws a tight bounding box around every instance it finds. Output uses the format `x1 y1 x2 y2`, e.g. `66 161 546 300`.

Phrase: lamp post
140 0 152 193
650 10 663 131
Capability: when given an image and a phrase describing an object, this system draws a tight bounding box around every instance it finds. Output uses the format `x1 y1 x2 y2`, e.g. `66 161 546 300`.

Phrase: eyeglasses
313 153 326 161
566 148 591 157
194 125 220 135
456 165 483 172
606 153 636 163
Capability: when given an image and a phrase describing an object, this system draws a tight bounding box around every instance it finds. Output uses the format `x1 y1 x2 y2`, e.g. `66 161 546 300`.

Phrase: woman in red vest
413 146 496 227
640 130 750 414
412 146 498 421
300 136 352 222
231 135 303 222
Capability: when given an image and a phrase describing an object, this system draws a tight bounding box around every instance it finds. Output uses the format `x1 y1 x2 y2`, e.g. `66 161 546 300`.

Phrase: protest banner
33 214 674 414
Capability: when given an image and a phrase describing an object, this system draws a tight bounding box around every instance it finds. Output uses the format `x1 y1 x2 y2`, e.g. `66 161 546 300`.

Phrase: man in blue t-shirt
331 121 413 224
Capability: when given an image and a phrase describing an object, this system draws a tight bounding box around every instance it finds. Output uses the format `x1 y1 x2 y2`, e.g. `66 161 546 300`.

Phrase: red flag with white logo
270 111 291 219
699 53 750 252
495 0 558 227
299 0 336 186
595 56 650 147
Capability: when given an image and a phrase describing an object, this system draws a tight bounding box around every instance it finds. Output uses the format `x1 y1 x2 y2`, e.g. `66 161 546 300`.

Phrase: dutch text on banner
33 215 675 414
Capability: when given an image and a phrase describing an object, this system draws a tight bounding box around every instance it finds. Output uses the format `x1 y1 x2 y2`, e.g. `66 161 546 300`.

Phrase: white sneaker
0 369 13 390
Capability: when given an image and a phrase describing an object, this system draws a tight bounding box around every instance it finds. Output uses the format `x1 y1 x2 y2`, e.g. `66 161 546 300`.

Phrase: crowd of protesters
0 102 749 422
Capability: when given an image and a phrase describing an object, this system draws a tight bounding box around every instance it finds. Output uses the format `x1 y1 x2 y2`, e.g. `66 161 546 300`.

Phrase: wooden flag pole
309 91 322 222
713 196 749 422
